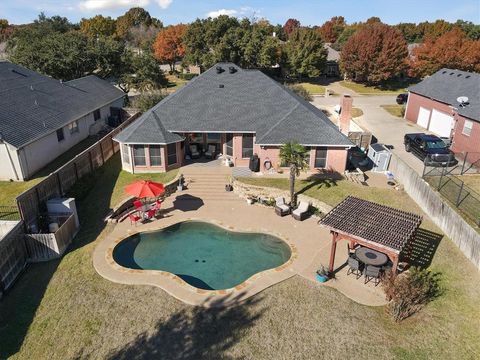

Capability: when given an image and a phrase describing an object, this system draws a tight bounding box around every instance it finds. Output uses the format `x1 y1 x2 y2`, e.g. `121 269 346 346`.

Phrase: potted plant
225 176 233 192
316 265 330 283
177 174 185 191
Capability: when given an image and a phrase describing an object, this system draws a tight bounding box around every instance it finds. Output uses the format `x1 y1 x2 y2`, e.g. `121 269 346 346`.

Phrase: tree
395 22 423 43
279 142 309 207
409 28 480 77
340 22 408 83
283 18 300 37
121 52 167 92
80 15 116 38
455 20 480 40
0 19 14 42
318 16 346 43
153 24 187 72
116 7 162 39
132 91 167 112
284 28 327 78
286 84 312 101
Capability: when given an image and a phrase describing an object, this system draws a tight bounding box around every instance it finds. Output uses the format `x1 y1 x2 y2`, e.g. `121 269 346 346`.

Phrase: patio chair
128 213 141 226
274 197 290 216
204 144 217 159
190 144 200 159
346 254 364 279
364 265 382 286
144 209 156 220
133 200 143 209
292 201 310 221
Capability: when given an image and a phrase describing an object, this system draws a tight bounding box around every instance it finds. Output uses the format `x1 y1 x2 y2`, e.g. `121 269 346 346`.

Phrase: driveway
312 95 427 175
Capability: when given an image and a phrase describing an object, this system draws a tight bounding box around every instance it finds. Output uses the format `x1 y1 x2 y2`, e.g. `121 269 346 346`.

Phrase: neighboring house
324 44 340 77
114 63 353 175
159 62 201 74
0 62 126 181
405 68 480 158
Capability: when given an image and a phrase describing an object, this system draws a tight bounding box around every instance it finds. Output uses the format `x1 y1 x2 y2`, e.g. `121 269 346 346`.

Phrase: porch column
328 232 338 273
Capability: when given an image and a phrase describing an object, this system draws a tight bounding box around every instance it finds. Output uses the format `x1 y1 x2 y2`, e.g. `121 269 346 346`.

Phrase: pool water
113 221 291 290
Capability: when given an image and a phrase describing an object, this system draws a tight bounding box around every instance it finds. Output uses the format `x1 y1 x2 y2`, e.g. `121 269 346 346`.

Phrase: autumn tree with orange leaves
409 27 480 77
283 18 300 37
318 16 346 43
153 24 187 72
340 22 408 84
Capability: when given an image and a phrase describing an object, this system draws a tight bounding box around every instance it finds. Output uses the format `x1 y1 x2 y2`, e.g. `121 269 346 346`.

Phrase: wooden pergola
318 196 422 274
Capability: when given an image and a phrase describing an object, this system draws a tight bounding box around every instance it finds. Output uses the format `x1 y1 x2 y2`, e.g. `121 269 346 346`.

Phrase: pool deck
93 166 387 307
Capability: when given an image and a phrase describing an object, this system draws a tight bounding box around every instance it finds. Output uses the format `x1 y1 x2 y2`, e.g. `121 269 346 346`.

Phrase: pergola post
328 232 338 273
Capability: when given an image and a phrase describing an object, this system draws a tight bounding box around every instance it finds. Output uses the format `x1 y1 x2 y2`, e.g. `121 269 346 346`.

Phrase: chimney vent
216 66 224 74
219 84 224 88
228 66 236 74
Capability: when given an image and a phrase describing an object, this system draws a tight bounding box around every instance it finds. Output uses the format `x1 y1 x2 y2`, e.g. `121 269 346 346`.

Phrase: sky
1 0 479 25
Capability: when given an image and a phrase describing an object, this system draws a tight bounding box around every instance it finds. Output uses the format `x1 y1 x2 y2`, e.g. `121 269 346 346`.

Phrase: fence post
99 141 105 165
461 152 467 175
73 161 79 181
88 151 94 173
456 181 464 207
56 172 63 196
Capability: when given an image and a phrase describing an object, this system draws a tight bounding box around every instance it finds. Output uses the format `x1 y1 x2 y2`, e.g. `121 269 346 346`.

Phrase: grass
352 107 364 118
297 82 326 95
458 174 480 195
340 78 418 95
1 159 479 359
0 136 102 206
381 104 406 118
166 74 188 91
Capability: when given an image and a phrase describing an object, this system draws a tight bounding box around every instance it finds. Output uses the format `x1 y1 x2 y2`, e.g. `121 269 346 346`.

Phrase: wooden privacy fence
389 154 480 270
16 112 140 228
0 221 26 297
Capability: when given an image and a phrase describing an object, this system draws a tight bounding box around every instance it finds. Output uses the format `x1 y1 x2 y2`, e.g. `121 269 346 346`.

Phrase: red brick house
405 68 480 160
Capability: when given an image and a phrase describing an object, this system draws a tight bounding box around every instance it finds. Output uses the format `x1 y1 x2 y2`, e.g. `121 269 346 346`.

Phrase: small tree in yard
132 91 167 113
153 24 187 72
279 142 309 207
382 267 441 322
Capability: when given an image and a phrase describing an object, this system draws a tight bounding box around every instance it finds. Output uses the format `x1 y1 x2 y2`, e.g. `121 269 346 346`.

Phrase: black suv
396 93 408 105
404 133 458 166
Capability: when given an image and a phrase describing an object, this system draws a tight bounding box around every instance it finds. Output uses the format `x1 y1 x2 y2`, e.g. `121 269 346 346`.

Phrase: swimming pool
113 221 292 290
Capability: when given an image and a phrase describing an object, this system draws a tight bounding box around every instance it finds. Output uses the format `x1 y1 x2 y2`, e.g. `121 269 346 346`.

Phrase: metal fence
15 112 140 229
423 164 480 227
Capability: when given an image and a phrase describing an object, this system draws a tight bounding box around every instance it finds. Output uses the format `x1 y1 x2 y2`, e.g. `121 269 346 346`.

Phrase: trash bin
249 154 260 172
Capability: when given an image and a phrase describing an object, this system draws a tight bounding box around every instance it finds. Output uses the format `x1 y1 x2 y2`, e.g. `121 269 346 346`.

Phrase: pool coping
93 217 299 307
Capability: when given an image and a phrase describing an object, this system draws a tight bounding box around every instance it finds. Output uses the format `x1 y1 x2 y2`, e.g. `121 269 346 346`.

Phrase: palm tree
279 142 309 207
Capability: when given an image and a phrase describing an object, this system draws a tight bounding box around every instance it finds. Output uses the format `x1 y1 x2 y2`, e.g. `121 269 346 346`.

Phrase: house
0 62 126 181
324 44 340 77
114 63 353 175
405 68 480 158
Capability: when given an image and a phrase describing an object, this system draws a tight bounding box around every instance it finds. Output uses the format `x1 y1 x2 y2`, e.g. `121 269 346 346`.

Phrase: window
314 147 328 168
93 109 101 121
133 145 146 166
167 143 177 166
207 133 221 143
190 133 203 144
56 128 64 142
122 144 130 164
242 134 254 158
68 120 79 134
149 145 162 166
226 133 233 156
463 120 473 136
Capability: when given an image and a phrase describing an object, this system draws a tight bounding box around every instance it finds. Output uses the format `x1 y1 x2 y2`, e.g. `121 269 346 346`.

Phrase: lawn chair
347 254 364 279
133 200 143 209
128 213 141 226
292 201 309 221
204 144 217 159
274 197 290 216
144 208 156 220
364 265 382 286
190 144 200 159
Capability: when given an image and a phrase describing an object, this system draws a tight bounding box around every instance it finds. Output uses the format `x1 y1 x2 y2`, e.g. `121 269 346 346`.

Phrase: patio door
226 133 233 156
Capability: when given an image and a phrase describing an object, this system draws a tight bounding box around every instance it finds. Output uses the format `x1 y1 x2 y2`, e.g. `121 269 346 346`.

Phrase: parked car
396 93 408 105
404 133 458 166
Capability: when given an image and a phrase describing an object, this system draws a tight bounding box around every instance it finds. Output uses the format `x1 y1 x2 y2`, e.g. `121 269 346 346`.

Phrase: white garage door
429 109 454 137
417 107 430 129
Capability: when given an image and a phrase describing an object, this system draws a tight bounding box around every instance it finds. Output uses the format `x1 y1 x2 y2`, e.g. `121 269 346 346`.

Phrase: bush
132 91 168 113
286 84 313 101
382 267 441 322
178 73 197 80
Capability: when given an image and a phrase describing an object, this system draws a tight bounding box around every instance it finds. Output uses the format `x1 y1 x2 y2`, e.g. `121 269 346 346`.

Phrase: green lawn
166 74 188 91
381 104 406 118
298 82 326 95
340 79 418 95
0 159 479 359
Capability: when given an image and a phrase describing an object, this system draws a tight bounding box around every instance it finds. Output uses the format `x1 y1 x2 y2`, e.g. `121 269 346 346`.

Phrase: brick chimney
339 94 353 135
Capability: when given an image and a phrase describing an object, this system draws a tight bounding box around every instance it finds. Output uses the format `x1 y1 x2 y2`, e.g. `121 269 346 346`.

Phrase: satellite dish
457 96 469 106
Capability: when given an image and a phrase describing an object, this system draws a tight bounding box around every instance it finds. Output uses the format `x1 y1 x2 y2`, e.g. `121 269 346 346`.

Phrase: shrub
178 73 197 80
286 84 313 101
132 91 168 113
382 267 441 322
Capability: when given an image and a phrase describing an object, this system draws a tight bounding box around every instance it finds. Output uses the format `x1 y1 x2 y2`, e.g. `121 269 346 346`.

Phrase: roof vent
466 75 471 79
457 96 469 108
216 66 224 74
30 85 34 91
228 66 237 74
450 72 455 75
442 70 447 74
457 73 462 77
11 69 27 77
219 84 224 88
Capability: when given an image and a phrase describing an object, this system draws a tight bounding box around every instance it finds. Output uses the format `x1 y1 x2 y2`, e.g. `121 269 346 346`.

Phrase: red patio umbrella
125 180 165 199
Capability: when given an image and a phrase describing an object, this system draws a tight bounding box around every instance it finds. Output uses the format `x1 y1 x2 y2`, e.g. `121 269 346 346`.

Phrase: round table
355 247 388 266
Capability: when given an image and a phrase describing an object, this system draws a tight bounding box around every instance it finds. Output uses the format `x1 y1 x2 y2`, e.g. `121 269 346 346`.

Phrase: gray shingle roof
0 61 125 148
115 63 353 147
408 68 480 122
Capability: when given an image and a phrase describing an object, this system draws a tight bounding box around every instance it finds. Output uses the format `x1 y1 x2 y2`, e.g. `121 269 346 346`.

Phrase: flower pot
316 273 329 283
225 184 233 192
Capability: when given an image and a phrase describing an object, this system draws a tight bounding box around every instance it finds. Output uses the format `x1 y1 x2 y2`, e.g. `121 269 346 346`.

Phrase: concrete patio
93 165 388 307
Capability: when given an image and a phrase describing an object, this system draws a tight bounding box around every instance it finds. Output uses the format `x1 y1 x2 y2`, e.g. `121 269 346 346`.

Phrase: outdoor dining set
124 180 166 226
346 246 391 286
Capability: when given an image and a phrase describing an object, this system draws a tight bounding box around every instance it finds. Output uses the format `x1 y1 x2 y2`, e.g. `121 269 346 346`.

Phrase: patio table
355 247 388 266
